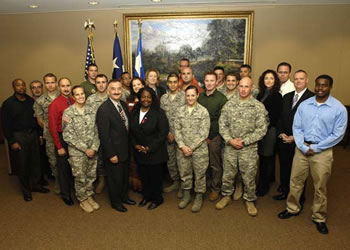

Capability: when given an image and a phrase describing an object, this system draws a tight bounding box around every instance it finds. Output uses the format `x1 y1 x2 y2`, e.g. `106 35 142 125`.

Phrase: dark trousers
55 133 73 199
105 160 129 207
39 140 51 179
138 163 164 204
258 155 275 192
13 130 41 195
278 140 306 204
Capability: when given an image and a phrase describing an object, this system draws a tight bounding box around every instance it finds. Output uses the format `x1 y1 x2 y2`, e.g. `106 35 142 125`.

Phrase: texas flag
134 33 145 80
112 33 124 80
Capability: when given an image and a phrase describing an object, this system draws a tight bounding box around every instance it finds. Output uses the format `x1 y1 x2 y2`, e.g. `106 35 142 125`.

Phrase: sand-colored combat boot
80 199 94 213
216 196 231 210
191 193 203 213
87 196 100 210
178 190 191 209
163 180 180 193
245 201 258 217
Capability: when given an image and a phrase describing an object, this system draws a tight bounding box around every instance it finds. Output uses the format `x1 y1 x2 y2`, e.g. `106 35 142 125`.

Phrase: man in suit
96 80 136 213
274 70 314 201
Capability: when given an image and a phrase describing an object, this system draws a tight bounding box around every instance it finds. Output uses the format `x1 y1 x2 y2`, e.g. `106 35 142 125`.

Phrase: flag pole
84 19 96 64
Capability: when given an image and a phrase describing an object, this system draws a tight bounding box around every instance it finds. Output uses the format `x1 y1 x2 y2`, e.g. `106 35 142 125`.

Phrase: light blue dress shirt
293 95 348 154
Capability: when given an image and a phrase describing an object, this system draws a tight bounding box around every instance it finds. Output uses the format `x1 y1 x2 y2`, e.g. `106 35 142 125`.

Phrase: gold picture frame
124 11 254 84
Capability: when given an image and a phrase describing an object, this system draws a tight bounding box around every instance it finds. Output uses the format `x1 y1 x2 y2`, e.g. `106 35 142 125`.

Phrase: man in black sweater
2 78 49 201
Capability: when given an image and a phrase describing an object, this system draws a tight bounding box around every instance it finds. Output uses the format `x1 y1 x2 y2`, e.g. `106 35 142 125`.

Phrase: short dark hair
185 85 198 94
225 72 239 81
214 66 225 73
294 69 308 77
167 72 179 82
316 74 333 87
12 78 25 87
258 69 281 94
96 74 108 82
87 63 98 71
72 85 84 95
277 62 292 72
180 58 190 64
240 64 252 71
30 80 43 88
121 72 130 77
204 72 217 80
43 73 57 82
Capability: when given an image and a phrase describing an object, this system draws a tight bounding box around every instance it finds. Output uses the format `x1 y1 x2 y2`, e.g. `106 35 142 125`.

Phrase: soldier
239 64 259 98
160 73 186 197
80 63 98 98
120 72 131 102
86 74 108 194
198 72 227 202
62 86 100 213
214 66 225 92
216 77 268 216
174 85 210 213
219 73 239 100
33 73 60 193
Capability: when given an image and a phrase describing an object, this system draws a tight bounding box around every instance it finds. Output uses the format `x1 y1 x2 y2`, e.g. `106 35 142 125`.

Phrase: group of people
1 59 347 235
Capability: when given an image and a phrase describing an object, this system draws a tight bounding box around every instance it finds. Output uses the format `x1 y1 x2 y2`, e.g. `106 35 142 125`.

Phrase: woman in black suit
145 69 166 101
130 87 169 210
256 69 282 197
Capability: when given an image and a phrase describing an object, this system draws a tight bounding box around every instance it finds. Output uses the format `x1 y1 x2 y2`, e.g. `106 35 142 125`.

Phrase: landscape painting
124 12 254 85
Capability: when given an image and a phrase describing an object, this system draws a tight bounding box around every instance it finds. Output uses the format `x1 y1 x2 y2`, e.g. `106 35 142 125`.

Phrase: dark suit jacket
130 104 169 165
276 88 314 136
96 98 129 162
257 91 283 128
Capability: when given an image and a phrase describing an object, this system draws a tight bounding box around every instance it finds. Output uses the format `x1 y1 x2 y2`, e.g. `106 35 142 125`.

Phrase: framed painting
124 11 254 85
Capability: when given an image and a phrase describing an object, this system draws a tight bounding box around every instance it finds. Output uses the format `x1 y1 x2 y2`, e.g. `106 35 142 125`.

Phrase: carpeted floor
0 144 349 250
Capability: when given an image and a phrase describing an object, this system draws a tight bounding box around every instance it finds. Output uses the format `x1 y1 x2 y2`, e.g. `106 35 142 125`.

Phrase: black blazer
276 88 314 136
257 91 283 128
130 104 169 165
96 98 129 162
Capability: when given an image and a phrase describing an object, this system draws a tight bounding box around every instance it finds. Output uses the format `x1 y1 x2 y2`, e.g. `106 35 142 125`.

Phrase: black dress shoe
313 221 328 234
256 188 269 197
32 187 50 193
273 193 288 200
147 202 161 210
112 204 128 213
138 199 149 207
123 199 136 205
278 210 299 219
40 179 49 186
62 197 74 206
23 194 32 202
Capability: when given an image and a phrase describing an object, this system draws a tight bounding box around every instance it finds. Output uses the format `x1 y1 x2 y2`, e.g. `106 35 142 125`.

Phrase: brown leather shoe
209 191 220 201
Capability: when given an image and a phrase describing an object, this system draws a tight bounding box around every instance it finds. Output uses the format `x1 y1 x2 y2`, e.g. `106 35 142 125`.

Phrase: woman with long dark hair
256 69 282 197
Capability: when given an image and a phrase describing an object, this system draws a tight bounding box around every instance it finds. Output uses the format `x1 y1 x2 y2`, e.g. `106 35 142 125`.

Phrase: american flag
84 37 95 80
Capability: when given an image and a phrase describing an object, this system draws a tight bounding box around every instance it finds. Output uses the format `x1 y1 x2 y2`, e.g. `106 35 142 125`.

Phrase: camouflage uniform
33 91 59 176
160 90 186 183
86 93 108 177
174 103 210 193
219 88 239 100
121 88 130 103
62 105 100 202
219 97 268 201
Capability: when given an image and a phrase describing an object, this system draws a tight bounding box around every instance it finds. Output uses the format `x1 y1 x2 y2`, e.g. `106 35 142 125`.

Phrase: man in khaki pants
278 74 348 234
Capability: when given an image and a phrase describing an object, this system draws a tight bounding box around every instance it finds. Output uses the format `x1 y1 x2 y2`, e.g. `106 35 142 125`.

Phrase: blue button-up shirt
293 95 348 154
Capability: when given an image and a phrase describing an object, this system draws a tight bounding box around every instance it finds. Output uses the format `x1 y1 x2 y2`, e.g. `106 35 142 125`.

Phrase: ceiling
1 0 350 14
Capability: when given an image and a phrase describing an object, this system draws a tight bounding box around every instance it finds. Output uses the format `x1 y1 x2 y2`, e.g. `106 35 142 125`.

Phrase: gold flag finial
113 20 118 35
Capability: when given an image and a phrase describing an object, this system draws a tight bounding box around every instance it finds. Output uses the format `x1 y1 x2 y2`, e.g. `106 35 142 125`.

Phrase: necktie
292 94 299 109
117 103 128 130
